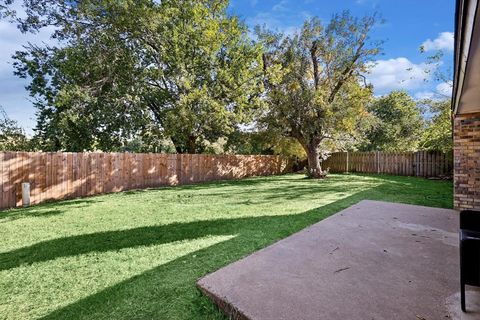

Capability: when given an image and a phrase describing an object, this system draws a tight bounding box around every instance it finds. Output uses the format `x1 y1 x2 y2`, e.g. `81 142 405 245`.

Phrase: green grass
0 173 452 320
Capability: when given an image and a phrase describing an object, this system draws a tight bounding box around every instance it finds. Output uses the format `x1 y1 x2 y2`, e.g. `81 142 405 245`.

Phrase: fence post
376 151 380 174
346 151 349 173
413 152 417 176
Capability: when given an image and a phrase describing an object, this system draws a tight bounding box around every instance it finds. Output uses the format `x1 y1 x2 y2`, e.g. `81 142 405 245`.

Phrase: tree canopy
0 1 453 174
419 99 453 153
7 0 264 152
257 12 382 177
359 91 425 152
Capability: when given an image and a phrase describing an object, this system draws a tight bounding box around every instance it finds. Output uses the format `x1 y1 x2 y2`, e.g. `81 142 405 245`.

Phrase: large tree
360 91 425 152
257 13 381 178
5 0 264 152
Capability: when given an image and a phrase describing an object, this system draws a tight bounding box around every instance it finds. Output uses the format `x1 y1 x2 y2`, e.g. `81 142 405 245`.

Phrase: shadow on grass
0 199 102 222
0 174 368 223
116 174 300 196
0 215 317 271
2 185 377 319
0 173 453 319
0 176 383 271
186 174 452 205
0 174 453 273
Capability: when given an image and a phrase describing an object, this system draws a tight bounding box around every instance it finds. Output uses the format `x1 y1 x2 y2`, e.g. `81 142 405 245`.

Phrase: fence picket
323 151 453 178
0 152 291 210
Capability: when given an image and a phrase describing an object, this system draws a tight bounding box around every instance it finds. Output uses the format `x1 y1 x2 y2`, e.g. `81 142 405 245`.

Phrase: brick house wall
454 112 480 210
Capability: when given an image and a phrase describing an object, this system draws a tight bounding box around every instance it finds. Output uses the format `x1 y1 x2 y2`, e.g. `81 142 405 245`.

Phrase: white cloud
414 81 453 100
365 57 430 92
246 2 306 36
355 0 379 6
248 11 278 27
272 0 288 12
421 32 454 52
436 81 453 96
414 91 436 100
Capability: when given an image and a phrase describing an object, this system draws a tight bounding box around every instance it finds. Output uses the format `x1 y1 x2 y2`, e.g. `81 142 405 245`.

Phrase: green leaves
419 99 453 153
0 106 31 151
253 12 382 176
257 12 380 164
9 0 264 152
361 91 425 152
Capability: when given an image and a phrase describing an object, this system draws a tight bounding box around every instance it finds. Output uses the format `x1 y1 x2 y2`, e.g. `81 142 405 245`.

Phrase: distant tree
0 106 30 151
359 91 425 152
416 44 453 153
121 135 176 154
6 0 264 153
226 131 275 155
257 12 381 178
419 99 453 153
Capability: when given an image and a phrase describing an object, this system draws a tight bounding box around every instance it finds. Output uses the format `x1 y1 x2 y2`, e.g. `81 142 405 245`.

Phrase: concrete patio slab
198 200 480 319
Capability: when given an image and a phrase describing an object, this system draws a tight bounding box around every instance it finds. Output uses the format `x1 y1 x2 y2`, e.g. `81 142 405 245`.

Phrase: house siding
454 112 480 210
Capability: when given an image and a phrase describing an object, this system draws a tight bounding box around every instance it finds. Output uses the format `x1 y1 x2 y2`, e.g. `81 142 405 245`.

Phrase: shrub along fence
322 151 453 177
0 152 293 210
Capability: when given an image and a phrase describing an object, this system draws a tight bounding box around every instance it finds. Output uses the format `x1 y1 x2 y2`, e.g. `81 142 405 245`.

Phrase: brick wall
454 112 480 210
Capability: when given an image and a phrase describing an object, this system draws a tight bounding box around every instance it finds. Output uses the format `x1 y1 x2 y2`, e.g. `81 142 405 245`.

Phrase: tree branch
310 41 320 90
327 34 367 103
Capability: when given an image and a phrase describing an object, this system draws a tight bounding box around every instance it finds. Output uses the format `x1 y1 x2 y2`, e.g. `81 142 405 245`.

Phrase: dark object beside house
460 210 480 312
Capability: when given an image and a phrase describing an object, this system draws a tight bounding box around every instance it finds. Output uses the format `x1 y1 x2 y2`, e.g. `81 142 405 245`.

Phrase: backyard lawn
0 173 452 320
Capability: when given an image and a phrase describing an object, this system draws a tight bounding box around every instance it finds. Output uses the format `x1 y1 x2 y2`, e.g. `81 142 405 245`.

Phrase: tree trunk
171 137 185 154
187 135 197 154
171 135 197 154
174 144 184 154
305 143 326 179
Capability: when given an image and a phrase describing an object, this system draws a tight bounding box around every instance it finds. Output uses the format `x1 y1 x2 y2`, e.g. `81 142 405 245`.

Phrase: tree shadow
0 173 375 223
117 173 304 196
1 185 386 319
166 173 380 200
0 173 452 272
0 216 292 271
1 152 294 211
1 174 453 319
0 198 101 222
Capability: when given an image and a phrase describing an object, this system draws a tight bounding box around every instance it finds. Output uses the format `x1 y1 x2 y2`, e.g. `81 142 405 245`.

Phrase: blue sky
0 0 455 135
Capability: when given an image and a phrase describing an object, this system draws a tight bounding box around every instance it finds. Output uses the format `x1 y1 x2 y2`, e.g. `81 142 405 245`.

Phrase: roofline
452 0 479 115
452 0 462 114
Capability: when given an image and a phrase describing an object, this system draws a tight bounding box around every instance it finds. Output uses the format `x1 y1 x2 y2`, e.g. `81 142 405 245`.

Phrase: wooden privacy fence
0 152 293 210
322 151 453 177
